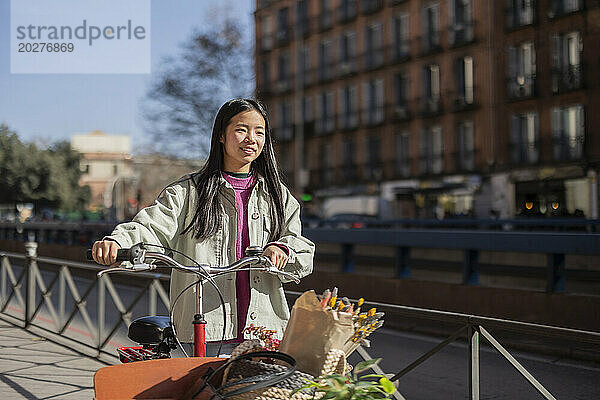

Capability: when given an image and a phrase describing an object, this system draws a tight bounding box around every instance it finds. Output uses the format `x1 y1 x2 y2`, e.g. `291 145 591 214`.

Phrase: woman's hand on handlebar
262 245 288 270
91 240 122 267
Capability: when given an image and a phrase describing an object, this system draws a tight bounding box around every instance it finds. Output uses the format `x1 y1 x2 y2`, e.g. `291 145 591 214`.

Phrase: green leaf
379 378 396 394
354 359 381 374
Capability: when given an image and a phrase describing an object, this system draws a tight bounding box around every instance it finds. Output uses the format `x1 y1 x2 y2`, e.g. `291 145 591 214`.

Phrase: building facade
254 0 600 218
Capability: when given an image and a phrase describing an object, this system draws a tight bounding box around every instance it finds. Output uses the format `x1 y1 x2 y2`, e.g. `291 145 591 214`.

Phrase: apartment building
254 0 600 218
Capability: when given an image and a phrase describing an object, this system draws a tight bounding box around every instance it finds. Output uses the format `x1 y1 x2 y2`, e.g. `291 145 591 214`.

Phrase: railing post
341 243 355 273
462 249 479 285
97 274 105 353
468 324 480 400
395 246 411 278
24 240 38 327
546 253 565 293
149 281 157 316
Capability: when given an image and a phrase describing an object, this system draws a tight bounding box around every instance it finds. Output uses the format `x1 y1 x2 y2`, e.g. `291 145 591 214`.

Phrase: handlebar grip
86 249 131 262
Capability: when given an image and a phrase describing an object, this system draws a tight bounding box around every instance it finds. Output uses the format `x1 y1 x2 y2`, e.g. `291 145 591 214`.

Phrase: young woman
91 98 315 355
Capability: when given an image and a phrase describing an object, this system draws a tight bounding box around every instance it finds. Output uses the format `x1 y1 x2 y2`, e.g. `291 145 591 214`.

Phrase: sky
0 0 255 151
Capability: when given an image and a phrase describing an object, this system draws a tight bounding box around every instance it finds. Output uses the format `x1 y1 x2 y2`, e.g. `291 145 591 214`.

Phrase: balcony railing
509 140 540 165
276 28 290 45
506 74 536 100
418 32 442 56
448 21 475 47
338 0 358 23
389 102 412 122
551 64 583 93
260 33 274 52
419 154 444 175
450 149 477 173
361 0 384 14
318 11 334 31
419 96 443 117
449 88 476 112
552 133 584 161
362 106 386 126
548 0 584 18
364 47 385 70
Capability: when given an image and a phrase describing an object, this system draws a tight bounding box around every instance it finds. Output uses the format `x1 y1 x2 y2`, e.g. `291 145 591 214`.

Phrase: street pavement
0 320 105 399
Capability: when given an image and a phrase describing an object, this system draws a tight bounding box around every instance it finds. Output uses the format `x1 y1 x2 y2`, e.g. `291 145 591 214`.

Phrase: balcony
551 64 583 93
318 11 333 31
419 97 443 117
505 1 536 29
260 34 274 52
361 0 383 14
506 75 536 100
390 41 411 63
337 0 358 23
338 111 360 131
419 33 442 56
419 154 444 175
295 121 316 138
361 161 385 181
450 88 476 112
275 77 292 94
548 0 584 18
389 102 412 122
361 106 385 127
450 149 477 173
552 133 584 161
317 62 335 83
364 47 384 70
509 140 540 165
295 17 311 38
276 28 290 46
337 59 358 77
448 22 475 48
315 116 336 136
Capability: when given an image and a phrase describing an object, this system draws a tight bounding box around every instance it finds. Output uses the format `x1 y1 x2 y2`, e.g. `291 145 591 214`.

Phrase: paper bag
279 290 354 377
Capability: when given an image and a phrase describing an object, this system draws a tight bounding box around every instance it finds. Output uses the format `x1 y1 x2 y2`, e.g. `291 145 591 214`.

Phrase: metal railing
1 246 598 399
0 243 170 363
285 290 600 400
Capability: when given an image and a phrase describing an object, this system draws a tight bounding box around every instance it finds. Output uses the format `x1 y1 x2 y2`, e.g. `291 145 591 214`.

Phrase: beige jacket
106 173 315 342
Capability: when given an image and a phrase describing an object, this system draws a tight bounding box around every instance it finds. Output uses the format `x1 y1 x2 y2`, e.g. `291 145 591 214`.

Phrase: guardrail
1 246 593 400
2 222 600 293
304 228 600 293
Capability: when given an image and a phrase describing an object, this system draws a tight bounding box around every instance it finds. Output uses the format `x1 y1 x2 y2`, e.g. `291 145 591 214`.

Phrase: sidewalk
0 320 105 399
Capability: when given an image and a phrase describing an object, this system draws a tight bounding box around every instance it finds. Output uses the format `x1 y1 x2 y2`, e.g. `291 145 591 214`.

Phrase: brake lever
96 263 153 278
258 256 300 284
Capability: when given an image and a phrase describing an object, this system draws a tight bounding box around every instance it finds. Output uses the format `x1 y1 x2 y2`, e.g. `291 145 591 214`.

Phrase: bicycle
87 242 299 362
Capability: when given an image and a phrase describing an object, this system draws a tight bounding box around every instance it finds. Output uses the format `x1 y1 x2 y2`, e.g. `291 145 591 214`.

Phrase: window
393 13 410 61
551 31 583 93
317 91 335 134
260 59 270 94
395 132 411 177
261 15 273 50
420 125 443 174
457 120 474 170
455 56 474 107
510 112 538 164
319 140 333 185
339 85 358 129
393 71 409 119
318 39 333 81
276 7 290 43
551 105 584 161
422 3 440 54
319 0 333 30
296 0 310 36
298 45 311 86
341 139 356 180
277 101 293 141
339 0 358 23
339 31 357 75
366 136 382 179
422 64 441 114
362 78 384 125
507 42 536 99
365 23 383 69
505 0 535 29
113 164 119 175
277 52 290 91
302 96 315 137
449 0 473 46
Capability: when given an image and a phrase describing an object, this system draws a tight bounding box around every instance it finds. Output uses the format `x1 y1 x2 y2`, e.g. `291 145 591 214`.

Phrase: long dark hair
181 98 286 242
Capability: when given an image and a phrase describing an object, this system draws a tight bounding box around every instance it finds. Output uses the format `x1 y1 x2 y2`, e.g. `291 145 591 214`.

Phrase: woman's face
220 109 266 173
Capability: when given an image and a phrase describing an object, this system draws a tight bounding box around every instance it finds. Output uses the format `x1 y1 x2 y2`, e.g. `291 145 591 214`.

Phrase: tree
0 123 90 212
141 18 254 158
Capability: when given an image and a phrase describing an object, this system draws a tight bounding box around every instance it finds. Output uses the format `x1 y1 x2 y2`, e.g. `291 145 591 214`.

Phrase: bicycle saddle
128 316 174 345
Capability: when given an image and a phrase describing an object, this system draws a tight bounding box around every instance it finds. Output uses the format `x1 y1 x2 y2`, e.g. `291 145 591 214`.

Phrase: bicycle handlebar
87 244 300 284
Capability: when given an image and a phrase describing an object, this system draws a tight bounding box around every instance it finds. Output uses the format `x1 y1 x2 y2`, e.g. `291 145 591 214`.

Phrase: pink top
222 171 256 342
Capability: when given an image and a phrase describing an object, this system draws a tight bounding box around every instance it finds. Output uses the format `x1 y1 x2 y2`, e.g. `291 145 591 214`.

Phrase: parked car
318 213 390 229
